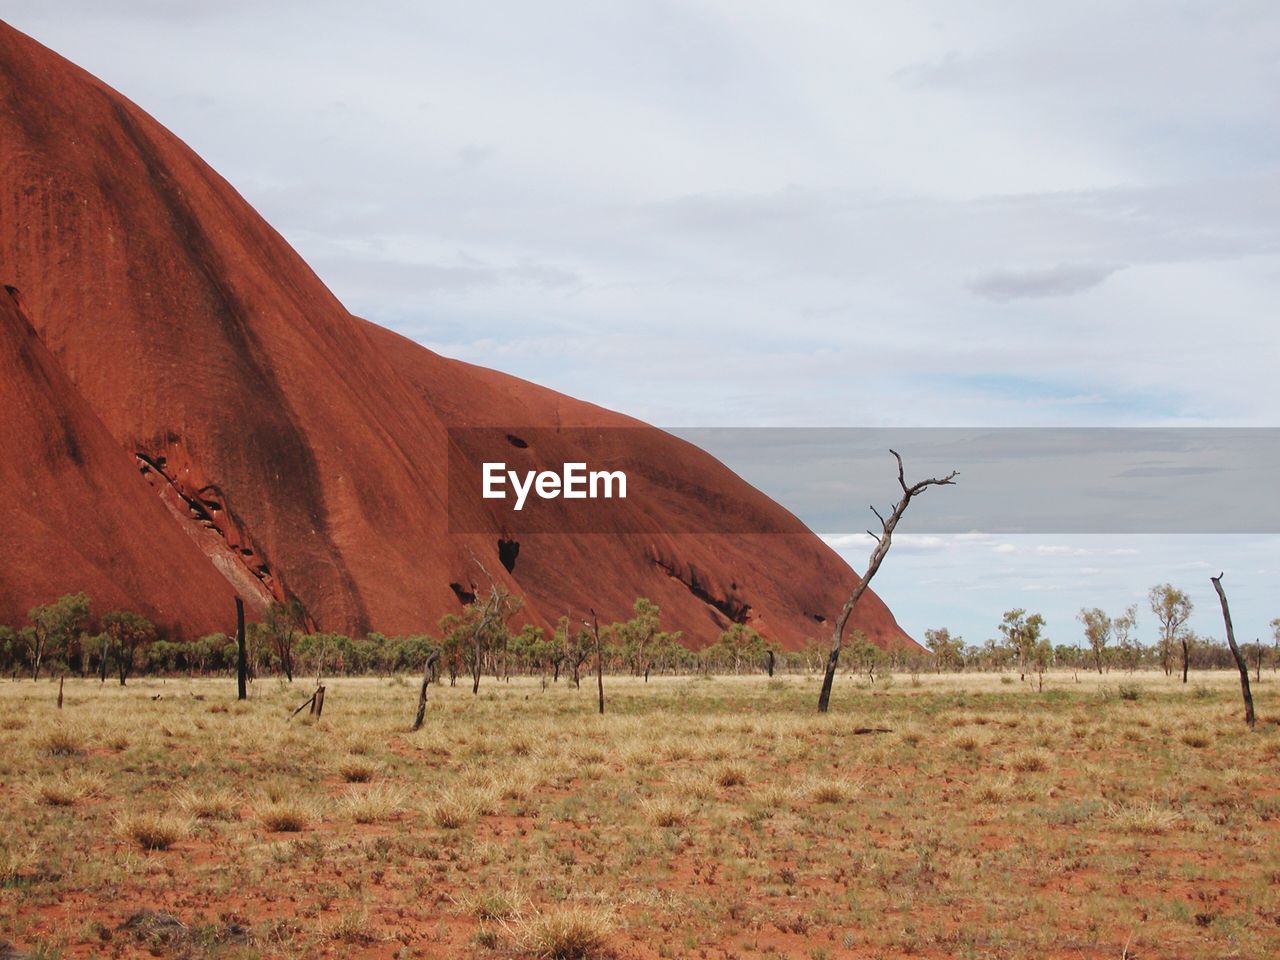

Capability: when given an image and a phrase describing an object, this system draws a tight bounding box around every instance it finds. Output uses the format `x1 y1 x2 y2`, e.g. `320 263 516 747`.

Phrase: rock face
0 21 917 652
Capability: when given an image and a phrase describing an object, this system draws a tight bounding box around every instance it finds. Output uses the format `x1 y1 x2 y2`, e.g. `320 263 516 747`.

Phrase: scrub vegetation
1 670 1277 959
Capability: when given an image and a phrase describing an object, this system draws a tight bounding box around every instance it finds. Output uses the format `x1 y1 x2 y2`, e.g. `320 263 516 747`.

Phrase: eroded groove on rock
136 450 279 609
649 551 750 625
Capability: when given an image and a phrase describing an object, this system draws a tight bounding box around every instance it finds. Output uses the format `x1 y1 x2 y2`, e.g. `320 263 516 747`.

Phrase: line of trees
0 591 861 684
922 585 1280 679
5 584 1276 686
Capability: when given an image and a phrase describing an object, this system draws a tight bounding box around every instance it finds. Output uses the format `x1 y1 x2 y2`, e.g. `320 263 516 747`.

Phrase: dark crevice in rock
497 537 519 574
506 433 528 448
810 612 827 624
450 582 476 605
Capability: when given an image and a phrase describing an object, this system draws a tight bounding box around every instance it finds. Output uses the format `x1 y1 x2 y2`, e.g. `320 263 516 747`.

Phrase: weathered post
235 598 247 701
587 609 604 715
1210 573 1256 729
411 651 440 732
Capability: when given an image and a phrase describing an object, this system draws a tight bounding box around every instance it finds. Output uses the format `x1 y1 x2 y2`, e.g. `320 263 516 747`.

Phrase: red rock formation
0 21 917 651
0 285 239 634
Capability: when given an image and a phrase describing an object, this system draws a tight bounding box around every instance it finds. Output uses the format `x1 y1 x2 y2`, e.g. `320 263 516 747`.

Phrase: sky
7 2 1279 650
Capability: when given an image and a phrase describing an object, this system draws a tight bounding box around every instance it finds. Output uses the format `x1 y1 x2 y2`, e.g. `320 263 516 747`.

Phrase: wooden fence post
235 598 247 701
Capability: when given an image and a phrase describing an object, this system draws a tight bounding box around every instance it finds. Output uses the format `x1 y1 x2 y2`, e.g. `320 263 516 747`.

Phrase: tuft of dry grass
713 762 749 788
336 758 380 783
29 771 105 807
974 775 1015 804
641 797 693 828
255 798 312 832
337 784 405 824
1107 800 1182 835
43 727 86 757
1008 748 1052 773
323 908 381 945
0 845 35 886
116 812 189 850
426 788 482 829
456 886 528 921
505 904 616 959
801 776 863 804
175 786 241 821
668 773 716 802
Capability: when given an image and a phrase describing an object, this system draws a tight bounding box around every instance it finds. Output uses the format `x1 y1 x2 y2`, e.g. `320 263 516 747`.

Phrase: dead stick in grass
411 651 441 732
289 687 321 719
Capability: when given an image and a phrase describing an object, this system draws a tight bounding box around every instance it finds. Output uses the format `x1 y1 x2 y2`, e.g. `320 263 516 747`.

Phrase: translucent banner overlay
448 427 1280 534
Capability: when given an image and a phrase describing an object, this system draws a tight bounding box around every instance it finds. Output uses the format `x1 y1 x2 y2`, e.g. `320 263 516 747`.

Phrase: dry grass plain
1 670 1278 959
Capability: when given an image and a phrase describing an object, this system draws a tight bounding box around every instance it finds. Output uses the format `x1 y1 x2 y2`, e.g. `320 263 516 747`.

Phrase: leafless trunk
235 598 247 701
1210 574 1255 729
587 609 604 715
310 685 325 718
412 651 440 731
817 451 957 713
57 675 63 709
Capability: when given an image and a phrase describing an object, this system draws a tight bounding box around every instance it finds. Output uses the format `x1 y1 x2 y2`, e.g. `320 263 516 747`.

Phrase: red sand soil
0 21 916 652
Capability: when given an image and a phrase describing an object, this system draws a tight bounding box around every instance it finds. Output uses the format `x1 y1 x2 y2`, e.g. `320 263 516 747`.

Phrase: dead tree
817 450 957 713
1210 573 1256 730
586 609 605 715
235 598 247 701
411 650 441 731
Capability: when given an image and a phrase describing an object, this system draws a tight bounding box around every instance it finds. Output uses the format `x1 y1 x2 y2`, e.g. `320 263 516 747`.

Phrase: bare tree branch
1210 573 1256 730
817 450 957 713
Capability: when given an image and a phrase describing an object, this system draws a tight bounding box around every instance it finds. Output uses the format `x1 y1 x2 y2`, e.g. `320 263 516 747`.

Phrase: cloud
969 262 1124 301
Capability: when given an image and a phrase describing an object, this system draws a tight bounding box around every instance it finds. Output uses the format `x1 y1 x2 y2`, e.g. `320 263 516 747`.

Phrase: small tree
1272 617 1280 673
25 593 91 681
846 630 883 682
1077 607 1112 675
717 623 766 674
999 609 1046 682
101 610 156 685
923 627 963 672
1113 604 1139 672
263 598 307 682
618 598 662 680
1030 637 1053 691
1149 584 1193 682
0 625 16 678
817 450 957 713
